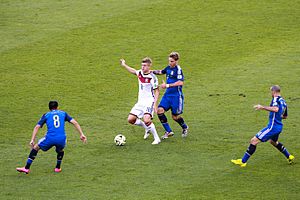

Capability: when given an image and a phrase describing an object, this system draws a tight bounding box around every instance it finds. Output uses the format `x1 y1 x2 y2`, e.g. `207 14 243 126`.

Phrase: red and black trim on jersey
138 71 152 83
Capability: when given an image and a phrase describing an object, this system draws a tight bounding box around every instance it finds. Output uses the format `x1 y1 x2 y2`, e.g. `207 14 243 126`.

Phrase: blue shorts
38 136 66 152
159 95 184 115
256 126 282 142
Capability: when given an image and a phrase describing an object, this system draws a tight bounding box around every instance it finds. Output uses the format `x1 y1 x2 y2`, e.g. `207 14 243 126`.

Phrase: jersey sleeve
151 74 159 89
64 112 73 122
177 67 184 81
135 69 141 76
37 114 47 127
161 67 168 74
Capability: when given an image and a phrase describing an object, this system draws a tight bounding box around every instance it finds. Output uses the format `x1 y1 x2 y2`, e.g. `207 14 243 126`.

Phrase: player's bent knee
143 115 152 126
172 115 180 120
127 115 137 124
269 140 278 146
157 107 165 114
250 137 260 145
33 144 40 151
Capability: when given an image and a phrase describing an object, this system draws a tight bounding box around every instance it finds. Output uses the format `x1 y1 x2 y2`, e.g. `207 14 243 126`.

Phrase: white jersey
135 70 158 103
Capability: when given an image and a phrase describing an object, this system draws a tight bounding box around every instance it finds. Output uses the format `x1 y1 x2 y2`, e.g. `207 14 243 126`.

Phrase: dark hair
49 100 58 110
270 85 281 92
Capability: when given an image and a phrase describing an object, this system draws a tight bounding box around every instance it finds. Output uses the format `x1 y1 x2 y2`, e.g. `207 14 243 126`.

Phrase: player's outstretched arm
120 59 136 75
29 125 41 147
152 70 163 75
70 119 87 143
254 104 279 112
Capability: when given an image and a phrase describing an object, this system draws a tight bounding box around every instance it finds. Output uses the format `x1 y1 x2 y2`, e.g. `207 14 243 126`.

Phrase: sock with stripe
242 144 256 163
174 117 187 129
25 149 38 169
158 113 172 133
275 142 290 158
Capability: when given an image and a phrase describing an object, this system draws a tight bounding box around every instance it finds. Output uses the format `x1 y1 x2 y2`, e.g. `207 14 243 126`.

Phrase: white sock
148 123 160 141
134 119 147 129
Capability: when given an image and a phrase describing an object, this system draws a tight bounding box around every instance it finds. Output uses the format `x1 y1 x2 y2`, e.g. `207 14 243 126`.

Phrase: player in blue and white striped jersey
231 85 294 167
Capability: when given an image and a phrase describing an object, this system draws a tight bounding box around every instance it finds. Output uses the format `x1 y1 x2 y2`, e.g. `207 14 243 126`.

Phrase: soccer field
1 0 300 199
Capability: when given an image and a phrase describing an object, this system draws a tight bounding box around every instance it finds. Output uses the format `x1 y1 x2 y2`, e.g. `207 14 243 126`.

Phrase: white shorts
130 101 154 119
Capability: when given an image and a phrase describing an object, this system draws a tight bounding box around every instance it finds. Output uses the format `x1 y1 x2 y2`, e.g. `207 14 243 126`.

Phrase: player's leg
240 136 260 164
54 138 66 172
231 131 262 167
172 114 188 137
143 114 160 144
158 96 173 139
269 135 294 164
170 95 188 137
16 144 40 173
17 137 51 174
129 104 147 129
55 148 64 172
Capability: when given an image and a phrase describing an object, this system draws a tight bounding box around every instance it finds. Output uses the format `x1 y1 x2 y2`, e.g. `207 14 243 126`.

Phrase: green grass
1 0 300 199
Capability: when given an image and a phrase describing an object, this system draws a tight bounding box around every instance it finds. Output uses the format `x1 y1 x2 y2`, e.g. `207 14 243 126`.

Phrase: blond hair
169 52 180 61
142 57 152 64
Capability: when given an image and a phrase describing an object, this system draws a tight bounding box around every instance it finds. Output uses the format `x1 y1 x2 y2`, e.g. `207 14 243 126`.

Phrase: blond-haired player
120 57 161 145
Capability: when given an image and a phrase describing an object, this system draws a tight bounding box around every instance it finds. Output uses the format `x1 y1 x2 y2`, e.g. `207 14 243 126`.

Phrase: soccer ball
114 134 126 146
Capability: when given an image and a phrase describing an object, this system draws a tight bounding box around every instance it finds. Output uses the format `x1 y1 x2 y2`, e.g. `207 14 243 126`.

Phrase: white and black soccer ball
114 134 126 146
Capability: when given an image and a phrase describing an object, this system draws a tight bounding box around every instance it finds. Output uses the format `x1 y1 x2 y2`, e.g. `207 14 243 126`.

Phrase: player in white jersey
120 57 161 145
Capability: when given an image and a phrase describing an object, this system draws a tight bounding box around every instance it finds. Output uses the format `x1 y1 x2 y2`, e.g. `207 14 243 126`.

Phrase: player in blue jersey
231 85 294 167
16 101 87 174
153 52 188 139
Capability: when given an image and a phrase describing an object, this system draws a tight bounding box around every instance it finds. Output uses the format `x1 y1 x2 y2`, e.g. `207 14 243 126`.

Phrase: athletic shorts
256 126 282 142
130 101 154 119
38 136 66 152
159 95 184 115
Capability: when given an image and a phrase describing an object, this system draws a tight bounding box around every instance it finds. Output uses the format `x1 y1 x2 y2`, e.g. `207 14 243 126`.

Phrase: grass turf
1 0 300 199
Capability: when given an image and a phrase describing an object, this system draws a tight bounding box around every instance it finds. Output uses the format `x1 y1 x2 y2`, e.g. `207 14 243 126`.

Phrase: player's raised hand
254 104 264 110
80 134 87 143
120 59 126 67
160 80 167 89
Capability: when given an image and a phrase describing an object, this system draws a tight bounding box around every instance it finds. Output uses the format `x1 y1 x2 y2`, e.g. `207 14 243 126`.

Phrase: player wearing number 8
16 101 87 174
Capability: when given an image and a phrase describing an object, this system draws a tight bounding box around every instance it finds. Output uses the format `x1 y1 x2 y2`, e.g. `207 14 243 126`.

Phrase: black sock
174 117 187 129
158 113 172 132
247 144 257 155
275 142 290 158
25 149 38 169
242 144 256 163
56 151 64 169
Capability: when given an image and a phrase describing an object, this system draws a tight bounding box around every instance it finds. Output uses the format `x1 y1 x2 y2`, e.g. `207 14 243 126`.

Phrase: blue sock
242 144 256 163
158 113 172 132
242 152 251 163
162 123 172 133
275 142 290 158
